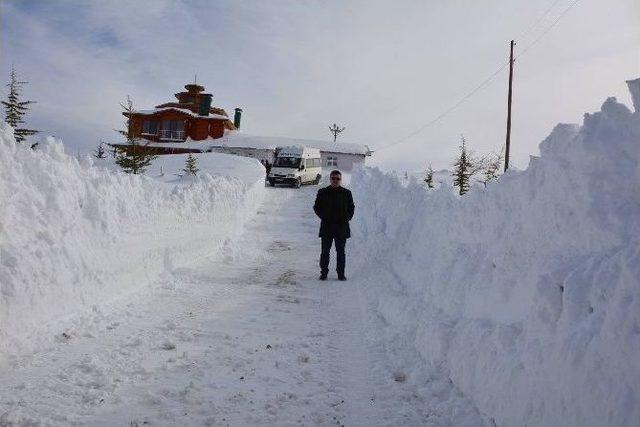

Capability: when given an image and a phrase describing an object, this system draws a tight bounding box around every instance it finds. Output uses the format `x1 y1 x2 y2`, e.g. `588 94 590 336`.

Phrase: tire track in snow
319 277 382 426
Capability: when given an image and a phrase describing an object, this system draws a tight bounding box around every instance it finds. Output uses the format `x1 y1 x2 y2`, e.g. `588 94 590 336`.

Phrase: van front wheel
313 174 321 185
294 177 302 188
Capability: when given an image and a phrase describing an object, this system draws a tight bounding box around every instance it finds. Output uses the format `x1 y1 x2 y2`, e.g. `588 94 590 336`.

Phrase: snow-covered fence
0 126 265 357
350 82 640 426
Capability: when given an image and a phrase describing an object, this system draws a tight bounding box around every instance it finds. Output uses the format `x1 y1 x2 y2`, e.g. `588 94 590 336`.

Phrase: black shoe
319 273 328 281
337 275 347 281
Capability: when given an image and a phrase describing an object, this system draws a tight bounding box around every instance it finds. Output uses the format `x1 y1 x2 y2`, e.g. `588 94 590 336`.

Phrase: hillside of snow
0 129 266 359
350 80 640 426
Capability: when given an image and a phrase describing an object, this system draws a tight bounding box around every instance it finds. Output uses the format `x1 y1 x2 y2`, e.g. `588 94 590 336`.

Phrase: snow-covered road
0 184 486 426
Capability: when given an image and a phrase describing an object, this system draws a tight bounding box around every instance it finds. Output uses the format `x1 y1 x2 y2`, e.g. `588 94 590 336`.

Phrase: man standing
313 170 355 281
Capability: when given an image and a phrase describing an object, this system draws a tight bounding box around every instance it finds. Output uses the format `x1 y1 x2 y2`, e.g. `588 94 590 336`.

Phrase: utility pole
504 40 515 172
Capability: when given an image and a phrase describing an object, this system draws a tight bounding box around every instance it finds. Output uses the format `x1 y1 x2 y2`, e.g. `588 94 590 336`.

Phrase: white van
268 146 322 188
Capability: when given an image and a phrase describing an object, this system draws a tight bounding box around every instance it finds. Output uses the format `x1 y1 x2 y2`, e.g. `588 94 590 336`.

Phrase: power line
376 0 580 152
516 0 581 59
517 0 565 41
377 61 510 152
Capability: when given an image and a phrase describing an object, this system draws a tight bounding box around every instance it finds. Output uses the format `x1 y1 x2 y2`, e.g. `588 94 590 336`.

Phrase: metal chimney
198 94 212 116
234 108 243 129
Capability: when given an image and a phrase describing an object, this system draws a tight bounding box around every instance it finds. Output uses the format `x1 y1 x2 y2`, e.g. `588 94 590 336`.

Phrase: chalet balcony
158 129 186 141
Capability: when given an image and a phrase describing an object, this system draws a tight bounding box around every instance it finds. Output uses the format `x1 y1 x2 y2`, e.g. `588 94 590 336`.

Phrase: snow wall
0 125 266 357
351 81 640 427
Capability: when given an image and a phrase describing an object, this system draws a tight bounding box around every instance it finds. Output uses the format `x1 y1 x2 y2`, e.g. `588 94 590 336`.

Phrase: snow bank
97 150 267 185
217 132 372 156
0 128 266 357
351 81 640 426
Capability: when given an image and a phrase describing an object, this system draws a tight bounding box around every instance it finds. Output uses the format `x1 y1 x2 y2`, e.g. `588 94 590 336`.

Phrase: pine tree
182 153 199 176
452 135 476 195
2 66 38 144
424 164 434 188
94 140 107 159
483 146 504 185
114 96 156 174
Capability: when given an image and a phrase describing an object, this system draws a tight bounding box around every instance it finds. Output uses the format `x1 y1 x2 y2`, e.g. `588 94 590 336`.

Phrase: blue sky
1 0 638 171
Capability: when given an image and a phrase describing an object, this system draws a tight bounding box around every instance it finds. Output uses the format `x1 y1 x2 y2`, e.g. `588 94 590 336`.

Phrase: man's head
329 170 342 187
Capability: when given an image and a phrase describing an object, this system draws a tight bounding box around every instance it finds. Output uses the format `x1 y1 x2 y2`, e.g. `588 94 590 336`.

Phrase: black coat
313 186 355 238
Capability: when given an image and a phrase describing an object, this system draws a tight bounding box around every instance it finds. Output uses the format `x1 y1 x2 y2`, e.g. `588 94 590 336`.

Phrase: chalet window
142 120 158 135
159 120 186 141
326 156 338 167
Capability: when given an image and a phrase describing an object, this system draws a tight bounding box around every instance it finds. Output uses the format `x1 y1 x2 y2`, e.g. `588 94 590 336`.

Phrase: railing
159 130 186 141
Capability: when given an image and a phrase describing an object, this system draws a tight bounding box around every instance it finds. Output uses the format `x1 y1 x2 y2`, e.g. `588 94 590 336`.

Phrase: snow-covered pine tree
452 135 476 195
94 140 107 159
2 66 38 144
424 164 434 188
483 146 504 184
114 96 156 174
182 153 199 176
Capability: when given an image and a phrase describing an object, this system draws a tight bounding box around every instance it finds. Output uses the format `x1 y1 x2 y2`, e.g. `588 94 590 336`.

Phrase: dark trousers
320 236 346 276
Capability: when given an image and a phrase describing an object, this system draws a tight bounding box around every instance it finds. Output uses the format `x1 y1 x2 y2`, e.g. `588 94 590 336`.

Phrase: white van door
298 159 306 183
309 158 319 182
304 159 314 183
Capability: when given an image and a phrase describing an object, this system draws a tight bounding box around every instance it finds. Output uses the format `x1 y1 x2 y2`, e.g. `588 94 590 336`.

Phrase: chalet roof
154 103 234 126
155 102 230 117
183 83 205 93
128 107 231 121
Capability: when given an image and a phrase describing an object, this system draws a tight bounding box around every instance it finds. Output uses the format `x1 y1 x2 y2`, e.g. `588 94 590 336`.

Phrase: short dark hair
330 170 341 177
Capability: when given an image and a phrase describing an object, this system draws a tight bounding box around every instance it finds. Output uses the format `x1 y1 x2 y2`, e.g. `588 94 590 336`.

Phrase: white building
207 133 373 171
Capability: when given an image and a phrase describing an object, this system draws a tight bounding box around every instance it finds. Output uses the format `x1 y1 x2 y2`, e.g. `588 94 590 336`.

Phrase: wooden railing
159 130 186 141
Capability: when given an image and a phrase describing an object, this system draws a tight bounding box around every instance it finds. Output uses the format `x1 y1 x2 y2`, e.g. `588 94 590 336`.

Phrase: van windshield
274 157 301 168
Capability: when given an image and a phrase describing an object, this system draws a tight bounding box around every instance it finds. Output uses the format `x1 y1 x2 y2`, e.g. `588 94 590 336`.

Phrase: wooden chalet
114 83 242 155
